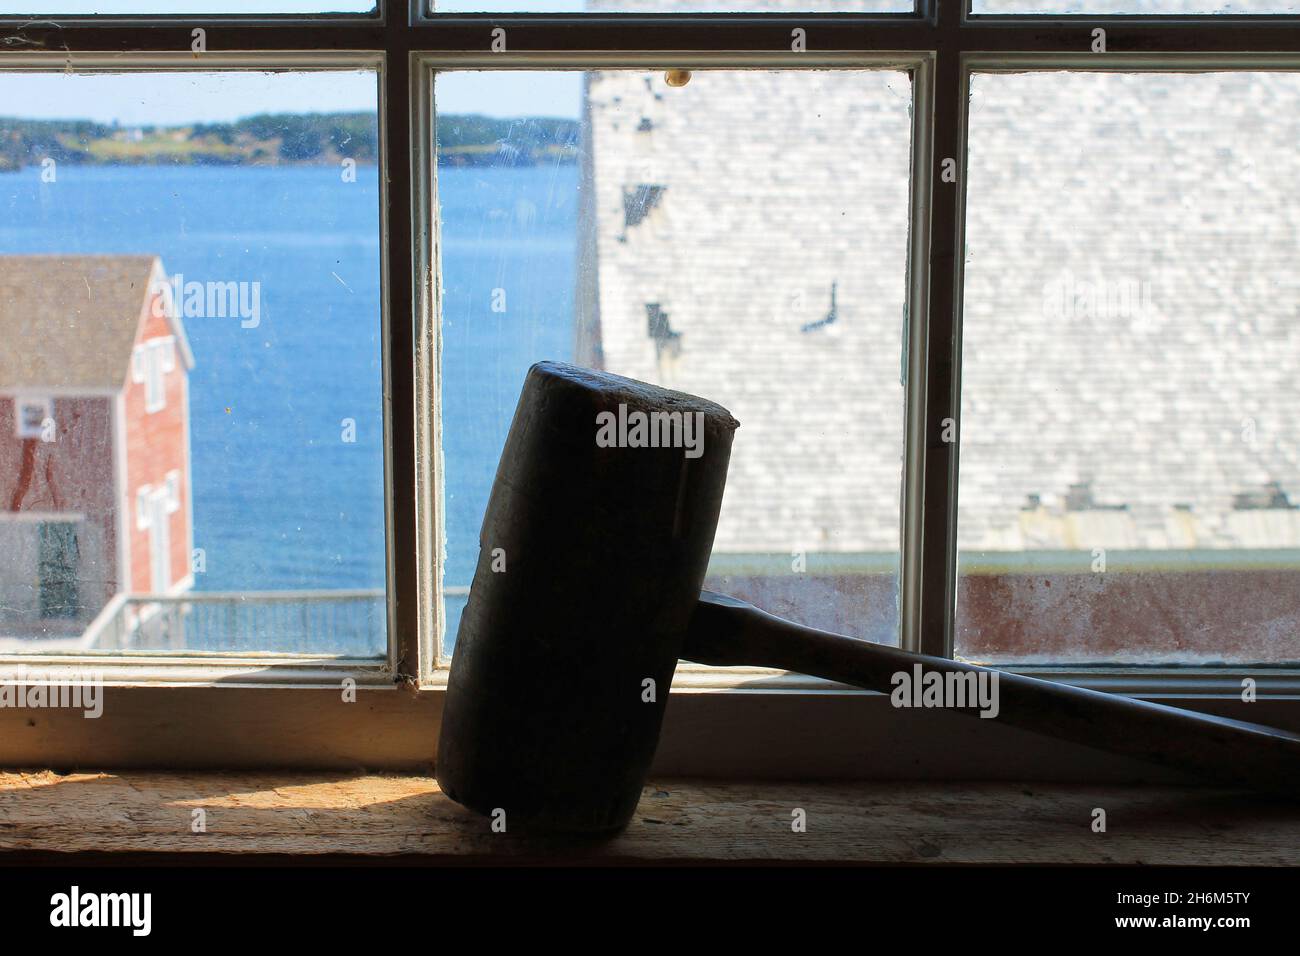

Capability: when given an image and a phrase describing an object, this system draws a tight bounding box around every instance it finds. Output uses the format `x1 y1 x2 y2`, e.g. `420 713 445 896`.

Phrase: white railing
77 591 131 650
88 589 387 655
10 585 476 655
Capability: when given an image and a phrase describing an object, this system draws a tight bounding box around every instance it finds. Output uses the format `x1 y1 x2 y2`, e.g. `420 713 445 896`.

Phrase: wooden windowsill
1 770 1297 865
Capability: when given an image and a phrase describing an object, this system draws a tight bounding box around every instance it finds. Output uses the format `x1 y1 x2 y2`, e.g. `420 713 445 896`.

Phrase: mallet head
436 361 738 833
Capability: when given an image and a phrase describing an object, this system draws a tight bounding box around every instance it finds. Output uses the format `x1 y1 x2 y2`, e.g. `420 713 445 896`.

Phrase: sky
0 0 586 124
0 70 583 124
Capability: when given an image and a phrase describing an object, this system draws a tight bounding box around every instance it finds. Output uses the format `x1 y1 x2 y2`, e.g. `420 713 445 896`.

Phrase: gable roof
0 254 177 392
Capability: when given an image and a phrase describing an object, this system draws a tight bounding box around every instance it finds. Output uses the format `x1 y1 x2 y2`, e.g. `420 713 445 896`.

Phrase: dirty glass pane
432 1 910 13
957 71 1300 665
436 69 913 653
5 1 374 13
973 0 1299 13
0 70 386 656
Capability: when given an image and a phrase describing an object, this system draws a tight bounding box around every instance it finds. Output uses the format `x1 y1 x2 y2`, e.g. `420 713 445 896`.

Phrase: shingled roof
580 0 1300 555
0 255 165 391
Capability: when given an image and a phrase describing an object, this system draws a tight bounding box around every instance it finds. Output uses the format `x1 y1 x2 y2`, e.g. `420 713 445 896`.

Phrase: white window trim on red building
131 336 176 414
135 474 181 595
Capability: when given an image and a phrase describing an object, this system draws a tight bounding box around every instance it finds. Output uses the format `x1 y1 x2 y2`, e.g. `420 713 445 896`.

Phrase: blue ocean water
0 163 578 653
438 163 578 644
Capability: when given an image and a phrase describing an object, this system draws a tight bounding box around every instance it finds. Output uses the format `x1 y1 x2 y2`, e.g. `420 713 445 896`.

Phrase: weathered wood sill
1 771 1296 865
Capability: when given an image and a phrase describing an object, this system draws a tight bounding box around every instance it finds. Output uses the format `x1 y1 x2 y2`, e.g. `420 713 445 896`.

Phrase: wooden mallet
436 361 1300 832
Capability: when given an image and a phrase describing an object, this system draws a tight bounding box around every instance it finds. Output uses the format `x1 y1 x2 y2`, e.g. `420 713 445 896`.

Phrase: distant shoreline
0 111 580 172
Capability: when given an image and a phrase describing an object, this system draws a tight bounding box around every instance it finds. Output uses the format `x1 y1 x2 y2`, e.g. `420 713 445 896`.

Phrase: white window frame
0 11 1295 773
132 336 176 413
0 50 408 768
136 483 173 593
411 50 933 669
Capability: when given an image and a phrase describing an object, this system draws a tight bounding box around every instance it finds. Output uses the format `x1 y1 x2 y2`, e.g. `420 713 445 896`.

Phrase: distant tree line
0 112 580 171
435 114 580 167
0 118 109 170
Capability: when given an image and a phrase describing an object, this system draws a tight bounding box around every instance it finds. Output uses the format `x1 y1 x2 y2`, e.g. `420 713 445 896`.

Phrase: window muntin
956 69 1300 665
435 67 914 653
0 68 387 656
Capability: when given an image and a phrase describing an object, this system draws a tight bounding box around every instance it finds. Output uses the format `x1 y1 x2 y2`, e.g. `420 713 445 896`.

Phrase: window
435 68 914 651
132 338 174 413
8 1 376 12
13 397 51 439
0 67 387 658
973 1 1300 12
956 70 1300 666
1 1 1298 772
430 1 911 10
37 521 81 620
136 481 179 592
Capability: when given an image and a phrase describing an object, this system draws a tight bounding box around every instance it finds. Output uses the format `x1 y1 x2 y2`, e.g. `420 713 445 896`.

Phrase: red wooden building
0 255 194 649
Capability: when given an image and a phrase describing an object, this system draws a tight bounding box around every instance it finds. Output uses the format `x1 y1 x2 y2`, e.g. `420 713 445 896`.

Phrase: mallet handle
684 591 1300 795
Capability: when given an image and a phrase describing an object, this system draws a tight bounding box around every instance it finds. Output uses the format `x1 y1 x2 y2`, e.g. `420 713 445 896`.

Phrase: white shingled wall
584 67 913 554
583 0 1300 556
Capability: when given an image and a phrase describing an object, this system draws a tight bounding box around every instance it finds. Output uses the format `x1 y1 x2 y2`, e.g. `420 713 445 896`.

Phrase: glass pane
974 0 1300 13
5 1 374 12
433 1 910 13
0 70 386 656
957 71 1300 665
437 68 913 653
